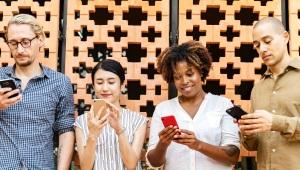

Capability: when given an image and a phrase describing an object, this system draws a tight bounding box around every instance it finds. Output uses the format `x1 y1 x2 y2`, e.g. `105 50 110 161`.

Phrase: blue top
0 64 75 170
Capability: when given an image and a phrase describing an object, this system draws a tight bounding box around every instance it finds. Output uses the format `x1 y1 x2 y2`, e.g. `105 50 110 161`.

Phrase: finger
89 106 95 118
178 129 193 135
241 113 260 119
0 87 12 94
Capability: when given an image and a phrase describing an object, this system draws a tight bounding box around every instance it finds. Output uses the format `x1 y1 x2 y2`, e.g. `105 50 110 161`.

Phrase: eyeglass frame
6 36 38 49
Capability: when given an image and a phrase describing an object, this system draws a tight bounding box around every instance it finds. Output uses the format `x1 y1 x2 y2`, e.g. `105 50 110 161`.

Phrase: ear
38 36 45 51
121 84 127 94
283 31 289 44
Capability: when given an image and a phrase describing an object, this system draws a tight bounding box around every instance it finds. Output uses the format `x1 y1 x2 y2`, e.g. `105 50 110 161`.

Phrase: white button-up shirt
147 93 240 170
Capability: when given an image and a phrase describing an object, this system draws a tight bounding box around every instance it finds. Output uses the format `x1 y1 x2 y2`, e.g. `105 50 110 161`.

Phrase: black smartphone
0 79 18 98
226 105 248 120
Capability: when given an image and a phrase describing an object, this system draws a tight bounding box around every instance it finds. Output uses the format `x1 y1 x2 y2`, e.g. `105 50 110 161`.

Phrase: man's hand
238 109 273 135
0 88 21 109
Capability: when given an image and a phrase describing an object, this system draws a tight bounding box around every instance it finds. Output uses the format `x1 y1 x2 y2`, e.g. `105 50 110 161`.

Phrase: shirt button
272 110 276 113
272 149 276 152
272 91 276 94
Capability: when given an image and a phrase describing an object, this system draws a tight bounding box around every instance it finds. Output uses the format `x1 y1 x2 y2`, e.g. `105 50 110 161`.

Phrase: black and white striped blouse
75 108 147 170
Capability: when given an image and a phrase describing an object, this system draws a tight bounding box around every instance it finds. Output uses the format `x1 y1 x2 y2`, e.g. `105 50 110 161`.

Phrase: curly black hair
157 40 212 83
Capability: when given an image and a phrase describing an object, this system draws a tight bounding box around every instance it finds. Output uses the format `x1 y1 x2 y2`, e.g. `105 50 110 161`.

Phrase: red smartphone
161 115 179 128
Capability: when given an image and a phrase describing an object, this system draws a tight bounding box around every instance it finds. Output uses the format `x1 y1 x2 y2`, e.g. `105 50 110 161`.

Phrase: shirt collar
262 57 300 79
5 63 50 79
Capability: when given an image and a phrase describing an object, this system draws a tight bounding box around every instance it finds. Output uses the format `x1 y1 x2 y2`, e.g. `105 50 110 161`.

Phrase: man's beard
15 58 33 67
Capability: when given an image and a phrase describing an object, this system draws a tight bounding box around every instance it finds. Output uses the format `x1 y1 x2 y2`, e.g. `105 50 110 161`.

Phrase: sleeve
132 111 147 132
272 115 300 141
241 86 258 151
147 104 164 151
145 104 165 168
53 77 75 135
220 99 240 148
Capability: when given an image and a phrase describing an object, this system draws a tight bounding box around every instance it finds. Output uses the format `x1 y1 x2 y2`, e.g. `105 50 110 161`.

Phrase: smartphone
226 105 248 120
0 79 18 98
161 115 179 128
93 99 108 119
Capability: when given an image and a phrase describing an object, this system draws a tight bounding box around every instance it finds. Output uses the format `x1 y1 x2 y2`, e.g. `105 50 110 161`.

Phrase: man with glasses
0 14 74 169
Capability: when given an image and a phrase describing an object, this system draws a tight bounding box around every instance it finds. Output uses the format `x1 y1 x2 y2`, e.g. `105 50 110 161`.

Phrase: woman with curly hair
146 40 240 170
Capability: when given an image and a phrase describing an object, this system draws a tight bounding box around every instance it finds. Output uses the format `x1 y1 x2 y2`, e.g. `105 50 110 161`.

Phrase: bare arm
118 123 146 170
75 127 97 170
57 131 75 170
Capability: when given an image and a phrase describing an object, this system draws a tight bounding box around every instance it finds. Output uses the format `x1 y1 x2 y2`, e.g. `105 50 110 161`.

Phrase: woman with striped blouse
74 59 147 170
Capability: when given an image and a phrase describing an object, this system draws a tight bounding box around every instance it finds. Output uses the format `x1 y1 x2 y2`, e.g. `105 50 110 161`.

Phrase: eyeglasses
7 36 38 49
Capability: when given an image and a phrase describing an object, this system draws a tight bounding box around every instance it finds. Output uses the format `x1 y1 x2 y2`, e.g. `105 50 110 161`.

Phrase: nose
182 75 189 84
259 43 268 53
16 43 25 53
102 82 109 91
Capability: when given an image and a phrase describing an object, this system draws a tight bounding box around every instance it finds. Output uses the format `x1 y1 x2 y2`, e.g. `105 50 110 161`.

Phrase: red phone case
161 115 179 128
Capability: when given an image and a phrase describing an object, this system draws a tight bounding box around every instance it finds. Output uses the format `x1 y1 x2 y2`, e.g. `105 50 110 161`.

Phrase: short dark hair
91 59 125 85
157 40 212 83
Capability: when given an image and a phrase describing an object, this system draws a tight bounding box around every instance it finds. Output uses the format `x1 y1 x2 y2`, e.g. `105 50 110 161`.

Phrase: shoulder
74 114 87 129
122 108 147 121
43 66 71 82
206 93 232 105
155 97 177 109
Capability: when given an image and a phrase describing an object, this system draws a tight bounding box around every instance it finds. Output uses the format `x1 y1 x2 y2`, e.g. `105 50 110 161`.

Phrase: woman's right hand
158 126 180 147
87 106 109 140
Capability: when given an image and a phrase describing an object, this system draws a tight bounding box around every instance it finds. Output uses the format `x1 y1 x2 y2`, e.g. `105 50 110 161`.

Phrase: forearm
146 141 168 167
118 132 139 170
57 131 75 170
272 115 300 140
195 141 239 165
79 136 98 170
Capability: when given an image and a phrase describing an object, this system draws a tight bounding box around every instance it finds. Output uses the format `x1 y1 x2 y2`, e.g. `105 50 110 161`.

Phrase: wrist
88 133 98 141
116 127 125 135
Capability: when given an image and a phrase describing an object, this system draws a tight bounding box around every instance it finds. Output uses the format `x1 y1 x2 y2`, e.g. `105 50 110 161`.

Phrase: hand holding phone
161 115 181 135
226 105 248 120
0 79 18 98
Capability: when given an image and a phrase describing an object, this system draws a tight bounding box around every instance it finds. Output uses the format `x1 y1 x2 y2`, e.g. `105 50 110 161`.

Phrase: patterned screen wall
289 0 300 58
65 0 169 118
0 0 60 69
178 0 282 157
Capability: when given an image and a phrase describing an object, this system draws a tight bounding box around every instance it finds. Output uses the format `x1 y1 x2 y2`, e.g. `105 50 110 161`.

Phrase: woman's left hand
173 129 200 150
107 103 123 133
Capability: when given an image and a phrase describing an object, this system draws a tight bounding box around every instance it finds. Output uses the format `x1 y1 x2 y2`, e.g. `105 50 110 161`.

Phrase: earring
121 87 128 94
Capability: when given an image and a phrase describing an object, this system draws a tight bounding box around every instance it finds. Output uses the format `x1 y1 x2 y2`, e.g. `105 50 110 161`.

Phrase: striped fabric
0 64 75 170
75 108 147 170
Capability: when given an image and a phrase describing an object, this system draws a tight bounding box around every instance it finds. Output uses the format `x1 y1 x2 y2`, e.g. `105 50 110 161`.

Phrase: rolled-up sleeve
53 77 75 135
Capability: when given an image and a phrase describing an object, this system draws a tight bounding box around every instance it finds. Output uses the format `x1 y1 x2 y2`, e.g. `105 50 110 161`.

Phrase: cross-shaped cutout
108 26 127 42
201 7 225 25
220 26 240 41
220 63 240 79
123 7 147 25
235 7 259 26
186 26 206 41
140 101 155 117
142 27 161 42
141 63 158 79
